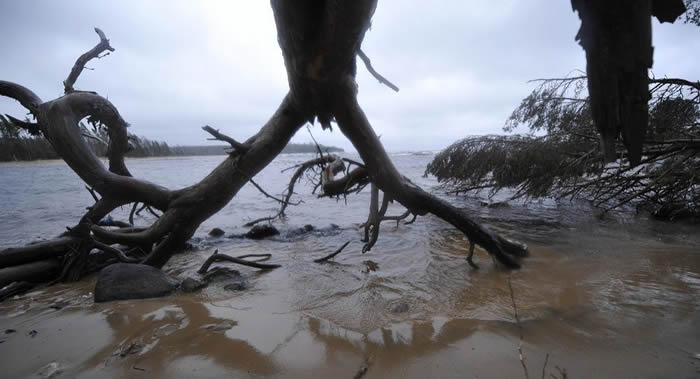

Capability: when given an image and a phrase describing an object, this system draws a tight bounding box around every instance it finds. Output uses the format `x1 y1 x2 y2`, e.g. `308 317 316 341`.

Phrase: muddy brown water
1 154 699 378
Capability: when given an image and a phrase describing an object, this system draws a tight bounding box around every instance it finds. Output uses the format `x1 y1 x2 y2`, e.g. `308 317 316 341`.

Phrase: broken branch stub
63 27 115 94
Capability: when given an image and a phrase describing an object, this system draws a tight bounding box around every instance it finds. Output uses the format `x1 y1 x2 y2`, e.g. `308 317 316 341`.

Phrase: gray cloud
1 1 697 152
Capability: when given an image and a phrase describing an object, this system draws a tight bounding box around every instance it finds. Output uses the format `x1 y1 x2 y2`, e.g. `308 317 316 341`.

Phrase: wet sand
1 239 699 378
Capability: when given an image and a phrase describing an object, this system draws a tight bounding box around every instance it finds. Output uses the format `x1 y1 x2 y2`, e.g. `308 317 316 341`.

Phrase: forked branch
63 27 115 93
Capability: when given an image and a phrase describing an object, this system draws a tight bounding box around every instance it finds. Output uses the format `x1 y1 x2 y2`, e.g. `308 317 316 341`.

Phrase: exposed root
313 241 352 263
466 241 479 269
197 250 281 273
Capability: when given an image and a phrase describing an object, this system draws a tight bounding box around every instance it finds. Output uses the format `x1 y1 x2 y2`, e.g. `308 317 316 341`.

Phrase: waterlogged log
0 237 77 268
0 259 60 288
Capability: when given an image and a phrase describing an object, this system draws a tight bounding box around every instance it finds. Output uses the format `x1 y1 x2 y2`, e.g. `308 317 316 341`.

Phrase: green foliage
427 76 700 220
684 0 700 25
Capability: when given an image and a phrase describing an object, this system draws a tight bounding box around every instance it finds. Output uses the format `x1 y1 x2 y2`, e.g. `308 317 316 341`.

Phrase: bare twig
248 179 292 205
129 202 138 225
357 49 399 92
197 250 281 273
313 241 352 263
85 185 100 202
202 125 249 152
541 353 550 379
93 241 140 263
508 274 530 379
466 241 479 269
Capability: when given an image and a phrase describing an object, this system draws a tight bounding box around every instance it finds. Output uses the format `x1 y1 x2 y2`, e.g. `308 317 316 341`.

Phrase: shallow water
1 154 699 378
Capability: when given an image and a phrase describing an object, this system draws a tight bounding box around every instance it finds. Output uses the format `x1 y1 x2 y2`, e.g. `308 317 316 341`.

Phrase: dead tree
0 2 527 289
571 0 687 165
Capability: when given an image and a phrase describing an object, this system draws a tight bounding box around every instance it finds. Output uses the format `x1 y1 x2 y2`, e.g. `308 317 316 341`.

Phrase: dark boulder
392 302 409 313
245 224 279 240
208 228 225 238
94 263 179 303
180 277 207 293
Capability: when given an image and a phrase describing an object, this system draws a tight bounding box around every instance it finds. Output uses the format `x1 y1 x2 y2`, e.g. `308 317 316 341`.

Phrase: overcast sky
1 1 698 152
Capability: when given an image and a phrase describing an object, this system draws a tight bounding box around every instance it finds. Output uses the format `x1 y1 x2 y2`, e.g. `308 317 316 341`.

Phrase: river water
0 153 699 378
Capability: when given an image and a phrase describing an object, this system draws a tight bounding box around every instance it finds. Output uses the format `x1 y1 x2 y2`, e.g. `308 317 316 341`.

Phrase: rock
362 260 379 273
5 329 16 334
202 320 236 332
202 267 242 283
180 277 207 293
94 263 179 303
224 280 248 291
37 362 62 379
49 300 70 310
244 224 279 240
28 329 38 338
208 228 225 237
392 303 409 313
119 342 144 357
153 324 179 338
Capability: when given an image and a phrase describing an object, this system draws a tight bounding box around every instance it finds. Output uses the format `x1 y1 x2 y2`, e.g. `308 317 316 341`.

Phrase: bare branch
92 241 140 263
357 49 399 92
248 179 290 205
314 241 352 263
197 250 281 273
202 125 249 152
0 81 43 115
5 114 42 135
63 27 115 93
650 77 700 92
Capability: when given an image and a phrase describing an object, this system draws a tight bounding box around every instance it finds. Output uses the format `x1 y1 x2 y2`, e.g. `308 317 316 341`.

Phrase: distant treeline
172 142 343 156
0 115 173 161
0 116 342 161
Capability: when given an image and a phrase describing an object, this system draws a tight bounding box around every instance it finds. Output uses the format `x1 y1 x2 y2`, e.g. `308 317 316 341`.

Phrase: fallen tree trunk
0 237 77 268
0 1 529 291
0 259 61 288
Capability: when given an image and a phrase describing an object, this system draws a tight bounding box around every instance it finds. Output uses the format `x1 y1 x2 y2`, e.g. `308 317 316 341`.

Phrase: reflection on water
1 154 700 378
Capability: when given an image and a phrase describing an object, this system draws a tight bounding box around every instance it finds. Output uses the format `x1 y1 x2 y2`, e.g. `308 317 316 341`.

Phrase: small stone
208 228 225 237
202 267 241 283
94 263 179 303
303 224 315 232
392 303 409 313
202 320 236 332
224 280 248 291
49 300 70 310
180 277 207 293
37 362 62 379
28 329 38 338
245 224 279 240
120 342 144 357
362 260 379 272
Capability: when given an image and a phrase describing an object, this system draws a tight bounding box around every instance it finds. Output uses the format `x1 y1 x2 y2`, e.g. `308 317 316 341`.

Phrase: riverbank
1 154 699 378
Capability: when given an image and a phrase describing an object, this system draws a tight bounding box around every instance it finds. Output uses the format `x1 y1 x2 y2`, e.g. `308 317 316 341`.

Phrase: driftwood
197 250 280 273
313 241 352 263
0 1 533 293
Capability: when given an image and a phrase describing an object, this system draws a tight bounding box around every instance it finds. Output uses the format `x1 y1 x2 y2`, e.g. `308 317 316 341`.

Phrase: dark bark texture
571 0 687 165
